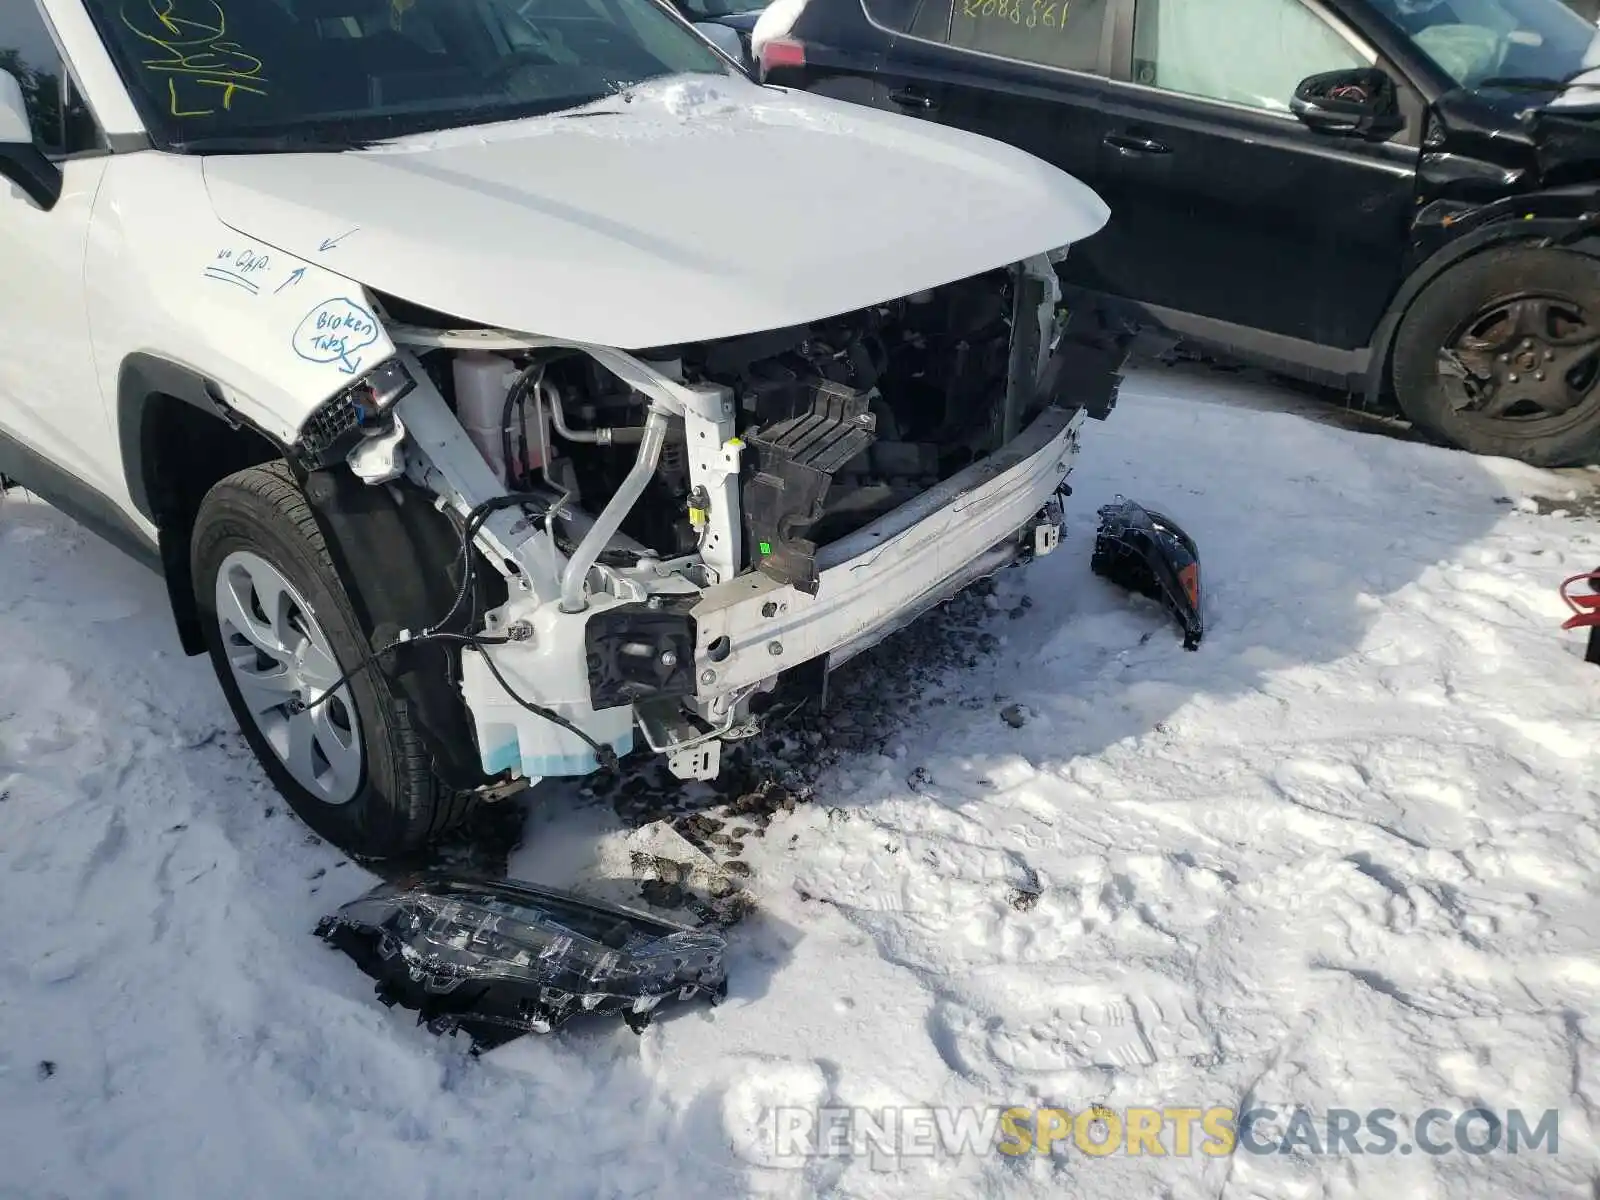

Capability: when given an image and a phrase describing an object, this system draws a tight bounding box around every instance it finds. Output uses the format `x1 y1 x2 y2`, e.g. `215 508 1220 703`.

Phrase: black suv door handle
889 86 937 111
1102 133 1171 155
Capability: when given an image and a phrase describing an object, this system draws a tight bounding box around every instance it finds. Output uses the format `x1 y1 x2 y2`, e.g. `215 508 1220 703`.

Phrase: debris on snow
1090 496 1206 650
314 873 728 1049
5 363 1600 1198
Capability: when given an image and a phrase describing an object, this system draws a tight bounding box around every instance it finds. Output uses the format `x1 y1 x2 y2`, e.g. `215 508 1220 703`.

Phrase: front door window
1131 0 1372 112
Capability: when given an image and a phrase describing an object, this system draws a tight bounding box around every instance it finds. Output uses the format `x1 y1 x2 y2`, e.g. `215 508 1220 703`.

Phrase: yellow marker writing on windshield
122 1 269 117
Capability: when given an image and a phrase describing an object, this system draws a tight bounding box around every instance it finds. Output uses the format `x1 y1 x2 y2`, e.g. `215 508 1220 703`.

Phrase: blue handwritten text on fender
292 298 380 376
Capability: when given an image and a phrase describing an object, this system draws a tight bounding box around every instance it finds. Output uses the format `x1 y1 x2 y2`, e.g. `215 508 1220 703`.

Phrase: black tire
192 461 473 859
1392 246 1600 467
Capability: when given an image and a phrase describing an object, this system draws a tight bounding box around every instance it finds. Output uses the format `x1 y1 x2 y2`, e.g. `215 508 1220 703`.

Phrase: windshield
1367 0 1599 91
86 0 733 148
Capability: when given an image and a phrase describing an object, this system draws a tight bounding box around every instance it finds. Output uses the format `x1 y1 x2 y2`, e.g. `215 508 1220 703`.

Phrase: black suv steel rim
1438 292 1600 432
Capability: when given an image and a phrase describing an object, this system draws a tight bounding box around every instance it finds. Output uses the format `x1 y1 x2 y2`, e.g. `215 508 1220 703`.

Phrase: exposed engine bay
300 254 1119 794
398 265 1047 593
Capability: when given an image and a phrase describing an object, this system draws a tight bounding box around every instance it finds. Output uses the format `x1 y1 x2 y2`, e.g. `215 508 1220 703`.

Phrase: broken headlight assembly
296 357 418 470
1090 497 1205 650
316 873 728 1048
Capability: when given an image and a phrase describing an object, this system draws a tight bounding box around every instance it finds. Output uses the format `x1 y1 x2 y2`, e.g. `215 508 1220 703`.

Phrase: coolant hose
558 408 671 613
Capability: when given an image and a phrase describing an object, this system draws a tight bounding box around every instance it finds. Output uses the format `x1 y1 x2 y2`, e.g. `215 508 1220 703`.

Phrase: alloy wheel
214 549 363 805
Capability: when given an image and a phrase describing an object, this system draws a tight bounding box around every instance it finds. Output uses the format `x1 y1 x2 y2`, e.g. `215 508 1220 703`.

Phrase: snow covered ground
2 363 1599 1200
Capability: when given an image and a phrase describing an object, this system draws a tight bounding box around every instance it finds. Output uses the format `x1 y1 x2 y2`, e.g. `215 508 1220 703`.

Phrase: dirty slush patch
399 579 1028 916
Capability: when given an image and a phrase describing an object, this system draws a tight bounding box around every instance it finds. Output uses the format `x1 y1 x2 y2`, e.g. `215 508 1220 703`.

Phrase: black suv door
879 0 1423 373
1090 0 1423 363
876 0 1120 256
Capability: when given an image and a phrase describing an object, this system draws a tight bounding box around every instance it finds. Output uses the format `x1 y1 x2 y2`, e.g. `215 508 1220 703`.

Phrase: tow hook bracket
668 740 721 782
636 698 725 781
1025 497 1065 559
1033 519 1061 557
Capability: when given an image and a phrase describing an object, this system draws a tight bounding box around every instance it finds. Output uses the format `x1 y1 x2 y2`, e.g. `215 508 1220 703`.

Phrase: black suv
757 0 1600 466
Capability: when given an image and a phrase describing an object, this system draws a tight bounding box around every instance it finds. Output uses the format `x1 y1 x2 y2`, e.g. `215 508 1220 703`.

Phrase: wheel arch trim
117 353 234 526
117 353 290 655
295 467 499 793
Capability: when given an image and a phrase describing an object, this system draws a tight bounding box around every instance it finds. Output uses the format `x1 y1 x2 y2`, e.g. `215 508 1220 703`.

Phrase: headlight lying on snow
315 872 728 1048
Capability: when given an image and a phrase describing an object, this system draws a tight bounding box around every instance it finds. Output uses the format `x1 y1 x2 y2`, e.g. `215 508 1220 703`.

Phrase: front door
0 3 115 492
1088 0 1422 359
878 0 1123 283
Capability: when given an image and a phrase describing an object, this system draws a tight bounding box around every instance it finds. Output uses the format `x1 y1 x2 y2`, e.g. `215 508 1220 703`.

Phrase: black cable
436 496 515 636
466 633 621 771
435 488 557 637
299 491 620 771
500 364 541 492
298 629 508 713
300 629 617 771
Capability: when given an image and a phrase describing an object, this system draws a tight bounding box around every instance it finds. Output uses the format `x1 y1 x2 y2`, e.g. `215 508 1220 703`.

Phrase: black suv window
1131 0 1369 112
1368 0 1595 89
0 3 98 153
906 0 1109 73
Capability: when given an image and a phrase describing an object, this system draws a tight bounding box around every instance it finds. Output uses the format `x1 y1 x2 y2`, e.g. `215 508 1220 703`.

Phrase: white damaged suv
0 0 1120 858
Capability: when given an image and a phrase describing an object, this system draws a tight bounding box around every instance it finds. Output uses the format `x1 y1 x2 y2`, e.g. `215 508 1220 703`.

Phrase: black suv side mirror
0 68 62 211
1291 68 1404 140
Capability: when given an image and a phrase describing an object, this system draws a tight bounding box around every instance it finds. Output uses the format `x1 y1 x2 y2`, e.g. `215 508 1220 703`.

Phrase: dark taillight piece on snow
1090 497 1205 651
315 873 728 1049
758 37 806 78
584 598 699 710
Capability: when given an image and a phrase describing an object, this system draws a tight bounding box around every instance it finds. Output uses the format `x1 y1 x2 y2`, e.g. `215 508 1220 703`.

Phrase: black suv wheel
1393 246 1600 467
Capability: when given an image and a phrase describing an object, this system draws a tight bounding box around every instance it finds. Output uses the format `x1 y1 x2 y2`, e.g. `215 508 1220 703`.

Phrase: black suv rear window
901 0 1106 73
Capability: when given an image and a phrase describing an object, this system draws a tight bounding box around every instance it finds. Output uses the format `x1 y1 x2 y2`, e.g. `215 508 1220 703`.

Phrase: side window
864 0 931 33
0 3 99 154
1132 0 1370 113
904 0 1109 71
906 0 955 41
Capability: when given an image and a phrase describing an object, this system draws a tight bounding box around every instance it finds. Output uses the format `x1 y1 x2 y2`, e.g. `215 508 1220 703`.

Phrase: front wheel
1392 246 1600 467
191 461 473 859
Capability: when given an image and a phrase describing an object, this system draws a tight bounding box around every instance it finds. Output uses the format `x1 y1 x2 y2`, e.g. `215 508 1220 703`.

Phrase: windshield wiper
1479 76 1569 92
168 132 374 154
1478 67 1600 93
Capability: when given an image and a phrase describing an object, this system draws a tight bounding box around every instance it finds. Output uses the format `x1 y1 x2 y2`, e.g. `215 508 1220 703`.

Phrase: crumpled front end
288 251 1125 792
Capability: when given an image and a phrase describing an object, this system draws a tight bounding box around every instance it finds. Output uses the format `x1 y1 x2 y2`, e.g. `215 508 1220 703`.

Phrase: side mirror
1291 68 1404 140
0 69 61 211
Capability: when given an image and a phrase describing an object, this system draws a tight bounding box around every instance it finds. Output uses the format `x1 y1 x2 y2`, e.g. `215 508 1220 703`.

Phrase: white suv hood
201 77 1109 349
